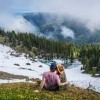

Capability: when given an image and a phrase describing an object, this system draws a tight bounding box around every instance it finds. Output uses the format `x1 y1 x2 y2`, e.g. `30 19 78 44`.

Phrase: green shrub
92 67 97 77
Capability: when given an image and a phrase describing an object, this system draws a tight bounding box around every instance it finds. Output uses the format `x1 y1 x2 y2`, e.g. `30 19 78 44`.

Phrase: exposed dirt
0 71 28 80
0 71 41 82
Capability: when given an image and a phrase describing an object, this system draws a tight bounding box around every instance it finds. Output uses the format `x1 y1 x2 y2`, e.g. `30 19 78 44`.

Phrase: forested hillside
23 13 100 44
0 28 100 76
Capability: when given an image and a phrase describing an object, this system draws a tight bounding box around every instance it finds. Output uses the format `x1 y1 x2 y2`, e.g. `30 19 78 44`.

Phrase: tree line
80 44 100 76
0 29 78 59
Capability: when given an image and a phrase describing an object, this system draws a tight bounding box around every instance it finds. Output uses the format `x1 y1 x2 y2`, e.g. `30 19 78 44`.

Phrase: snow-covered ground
0 44 100 93
66 63 100 93
0 44 49 79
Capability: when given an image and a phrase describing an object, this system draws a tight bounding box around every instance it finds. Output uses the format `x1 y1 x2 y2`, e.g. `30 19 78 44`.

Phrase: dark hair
56 71 60 75
50 62 57 72
50 67 56 72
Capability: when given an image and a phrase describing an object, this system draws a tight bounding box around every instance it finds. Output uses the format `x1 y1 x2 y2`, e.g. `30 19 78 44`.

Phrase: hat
50 62 57 69
57 64 64 74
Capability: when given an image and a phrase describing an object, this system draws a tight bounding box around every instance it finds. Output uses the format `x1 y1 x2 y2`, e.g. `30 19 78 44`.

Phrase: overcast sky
0 0 100 32
0 0 100 21
0 0 99 13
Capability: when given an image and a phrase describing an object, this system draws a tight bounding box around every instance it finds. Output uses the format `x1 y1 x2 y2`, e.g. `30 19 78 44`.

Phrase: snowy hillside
0 44 49 79
0 44 100 93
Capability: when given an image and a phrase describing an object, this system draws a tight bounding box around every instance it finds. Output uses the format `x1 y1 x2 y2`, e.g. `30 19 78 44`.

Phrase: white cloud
0 13 37 33
61 26 75 39
0 0 100 31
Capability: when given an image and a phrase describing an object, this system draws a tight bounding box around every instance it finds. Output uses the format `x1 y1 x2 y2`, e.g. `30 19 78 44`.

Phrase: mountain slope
0 44 100 93
22 12 100 44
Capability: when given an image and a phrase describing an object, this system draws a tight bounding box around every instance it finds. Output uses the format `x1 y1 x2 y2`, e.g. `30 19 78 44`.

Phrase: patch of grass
0 36 5 43
14 63 20 66
0 83 100 100
26 63 31 65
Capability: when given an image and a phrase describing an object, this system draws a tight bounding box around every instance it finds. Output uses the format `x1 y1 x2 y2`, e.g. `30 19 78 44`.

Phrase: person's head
56 64 64 75
50 62 57 72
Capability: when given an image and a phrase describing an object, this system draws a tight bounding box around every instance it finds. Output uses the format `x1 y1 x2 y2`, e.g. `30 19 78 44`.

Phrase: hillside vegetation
0 35 5 43
23 12 100 44
0 28 100 76
0 83 100 100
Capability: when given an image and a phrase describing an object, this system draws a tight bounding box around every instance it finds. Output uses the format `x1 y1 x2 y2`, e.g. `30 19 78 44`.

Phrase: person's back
43 71 60 90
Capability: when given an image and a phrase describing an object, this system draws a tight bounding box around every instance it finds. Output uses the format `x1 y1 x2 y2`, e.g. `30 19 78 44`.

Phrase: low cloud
0 0 100 33
0 13 37 33
61 26 75 39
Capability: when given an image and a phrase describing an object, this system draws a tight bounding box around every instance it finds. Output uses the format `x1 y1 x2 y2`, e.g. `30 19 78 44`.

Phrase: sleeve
56 75 60 84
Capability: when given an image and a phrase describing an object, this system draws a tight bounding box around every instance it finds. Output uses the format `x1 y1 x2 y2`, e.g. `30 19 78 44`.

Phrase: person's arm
33 73 45 92
56 75 69 86
38 80 45 91
58 81 69 86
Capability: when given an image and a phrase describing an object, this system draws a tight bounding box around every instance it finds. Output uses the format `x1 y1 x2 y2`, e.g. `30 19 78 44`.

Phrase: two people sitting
34 62 69 92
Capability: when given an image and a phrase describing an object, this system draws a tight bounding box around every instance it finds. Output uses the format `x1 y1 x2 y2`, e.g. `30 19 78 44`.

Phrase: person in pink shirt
34 62 68 92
